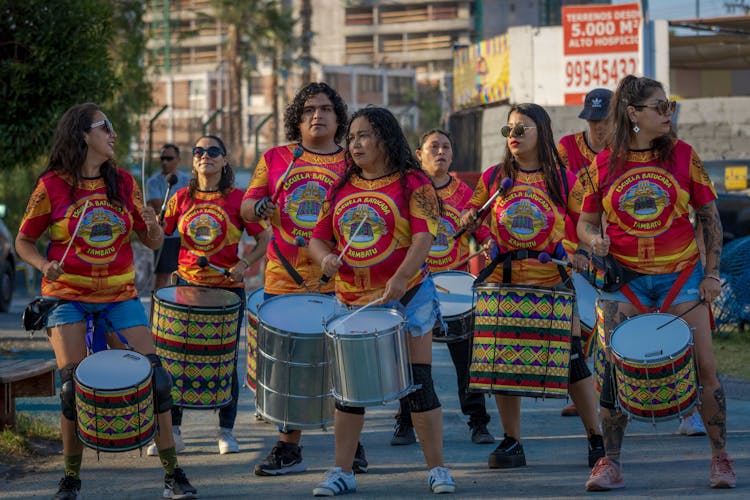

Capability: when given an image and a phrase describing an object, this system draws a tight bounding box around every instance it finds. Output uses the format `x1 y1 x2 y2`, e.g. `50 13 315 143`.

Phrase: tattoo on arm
696 203 722 275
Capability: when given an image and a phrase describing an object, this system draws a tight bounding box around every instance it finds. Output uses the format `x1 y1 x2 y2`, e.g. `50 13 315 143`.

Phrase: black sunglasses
88 118 115 135
160 155 175 162
632 99 677 116
192 146 223 158
501 124 536 138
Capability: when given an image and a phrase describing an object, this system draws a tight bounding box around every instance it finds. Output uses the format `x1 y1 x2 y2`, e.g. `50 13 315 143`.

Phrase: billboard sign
453 34 510 111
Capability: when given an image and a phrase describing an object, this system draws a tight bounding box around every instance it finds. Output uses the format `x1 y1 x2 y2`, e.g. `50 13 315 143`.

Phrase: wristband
240 258 250 268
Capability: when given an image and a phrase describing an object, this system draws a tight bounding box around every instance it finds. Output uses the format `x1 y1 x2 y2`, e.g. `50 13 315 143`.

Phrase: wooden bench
0 358 57 430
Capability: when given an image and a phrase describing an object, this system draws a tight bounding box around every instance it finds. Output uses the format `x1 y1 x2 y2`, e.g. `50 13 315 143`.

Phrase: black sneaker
588 434 606 467
163 467 197 499
390 422 417 446
353 442 368 474
488 434 526 469
53 476 81 500
254 441 307 476
470 421 495 444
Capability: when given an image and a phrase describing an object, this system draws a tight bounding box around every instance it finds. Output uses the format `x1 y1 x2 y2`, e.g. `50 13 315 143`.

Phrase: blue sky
612 0 748 20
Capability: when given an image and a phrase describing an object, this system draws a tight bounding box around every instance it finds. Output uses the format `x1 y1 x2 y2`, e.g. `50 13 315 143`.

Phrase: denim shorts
599 265 703 309
381 274 442 338
45 298 149 330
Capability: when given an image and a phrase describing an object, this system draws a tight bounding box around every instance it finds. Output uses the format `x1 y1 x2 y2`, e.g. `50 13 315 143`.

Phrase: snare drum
326 308 413 406
75 350 156 452
151 286 241 409
245 287 265 392
432 271 475 343
256 293 337 429
610 313 698 422
469 284 574 398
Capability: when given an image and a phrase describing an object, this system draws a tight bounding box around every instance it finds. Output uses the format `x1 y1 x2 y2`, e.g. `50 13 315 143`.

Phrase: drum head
572 273 598 331
258 294 338 333
246 287 265 319
326 308 404 335
611 313 691 361
76 350 151 390
433 271 475 318
154 285 240 308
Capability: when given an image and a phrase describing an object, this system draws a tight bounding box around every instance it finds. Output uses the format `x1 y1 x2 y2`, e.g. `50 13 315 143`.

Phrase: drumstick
538 252 572 267
60 200 90 267
270 146 303 205
320 212 369 284
435 283 450 294
140 135 148 200
454 249 486 269
337 295 384 325
655 299 706 330
454 177 513 240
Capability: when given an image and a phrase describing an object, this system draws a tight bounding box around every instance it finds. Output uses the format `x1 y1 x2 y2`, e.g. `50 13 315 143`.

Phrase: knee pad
405 364 441 413
569 336 592 384
147 353 173 413
335 401 365 415
600 360 617 410
59 364 78 421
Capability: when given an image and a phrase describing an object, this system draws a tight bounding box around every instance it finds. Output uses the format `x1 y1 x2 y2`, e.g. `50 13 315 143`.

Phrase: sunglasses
192 146 223 158
633 99 677 115
88 118 115 135
501 124 536 138
160 155 175 162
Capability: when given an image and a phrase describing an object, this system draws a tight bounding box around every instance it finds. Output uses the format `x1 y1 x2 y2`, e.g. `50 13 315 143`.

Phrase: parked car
704 160 750 243
0 204 16 312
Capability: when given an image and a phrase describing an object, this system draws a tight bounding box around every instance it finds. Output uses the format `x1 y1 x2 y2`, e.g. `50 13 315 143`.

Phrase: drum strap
620 264 696 314
271 238 305 287
71 302 129 353
476 249 569 285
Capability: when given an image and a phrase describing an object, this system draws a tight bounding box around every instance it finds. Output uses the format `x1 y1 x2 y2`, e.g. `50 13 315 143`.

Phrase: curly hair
607 75 675 179
40 102 124 206
187 135 235 199
495 103 566 207
284 82 348 144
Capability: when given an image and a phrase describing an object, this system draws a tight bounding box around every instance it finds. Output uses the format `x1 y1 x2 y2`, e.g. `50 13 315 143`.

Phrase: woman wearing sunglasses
156 135 269 456
459 103 604 471
15 103 198 499
578 75 735 491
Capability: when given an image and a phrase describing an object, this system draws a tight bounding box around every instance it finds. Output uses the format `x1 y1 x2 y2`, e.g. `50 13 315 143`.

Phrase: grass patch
713 329 750 380
0 413 61 458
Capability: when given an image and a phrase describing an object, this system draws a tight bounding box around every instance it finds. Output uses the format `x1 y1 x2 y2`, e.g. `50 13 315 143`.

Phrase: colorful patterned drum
245 287 265 392
75 350 155 452
593 300 607 392
151 286 241 409
256 294 338 429
610 313 698 422
432 270 475 343
326 308 413 406
469 284 574 398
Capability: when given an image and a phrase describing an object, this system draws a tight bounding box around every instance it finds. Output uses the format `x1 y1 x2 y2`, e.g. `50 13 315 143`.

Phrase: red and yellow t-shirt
468 166 577 287
581 140 716 275
558 132 598 255
18 170 146 302
427 175 489 272
243 144 345 294
312 170 440 305
163 187 265 288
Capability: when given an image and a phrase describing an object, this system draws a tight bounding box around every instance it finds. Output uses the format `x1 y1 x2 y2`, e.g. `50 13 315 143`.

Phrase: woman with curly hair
309 106 456 496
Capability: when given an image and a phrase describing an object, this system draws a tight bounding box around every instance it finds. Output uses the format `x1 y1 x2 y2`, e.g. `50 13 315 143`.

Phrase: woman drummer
459 103 604 470
308 107 456 496
15 103 197 499
578 75 735 491
155 134 269 455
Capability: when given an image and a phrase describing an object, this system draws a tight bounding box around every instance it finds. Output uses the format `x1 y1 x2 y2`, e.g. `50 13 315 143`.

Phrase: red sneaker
585 457 624 491
710 452 736 489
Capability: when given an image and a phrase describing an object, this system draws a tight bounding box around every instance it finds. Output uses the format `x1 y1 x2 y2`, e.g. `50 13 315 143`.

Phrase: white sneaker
678 413 707 436
146 425 186 456
217 427 239 454
428 466 456 494
312 467 356 496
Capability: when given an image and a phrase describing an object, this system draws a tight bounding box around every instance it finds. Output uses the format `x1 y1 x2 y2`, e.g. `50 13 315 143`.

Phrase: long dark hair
607 75 675 178
40 103 124 206
329 106 432 206
284 82 348 144
496 103 566 207
187 135 235 198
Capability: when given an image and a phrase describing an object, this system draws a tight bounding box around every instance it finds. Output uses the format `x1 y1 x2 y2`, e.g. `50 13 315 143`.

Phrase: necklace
197 187 220 193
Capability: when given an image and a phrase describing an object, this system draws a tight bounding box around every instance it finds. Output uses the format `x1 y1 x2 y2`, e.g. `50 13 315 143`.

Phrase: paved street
1 294 748 499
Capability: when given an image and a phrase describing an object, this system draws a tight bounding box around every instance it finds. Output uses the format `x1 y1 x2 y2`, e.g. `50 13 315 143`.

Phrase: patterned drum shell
610 313 697 422
469 284 574 398
245 287 265 392
151 286 241 409
74 350 155 452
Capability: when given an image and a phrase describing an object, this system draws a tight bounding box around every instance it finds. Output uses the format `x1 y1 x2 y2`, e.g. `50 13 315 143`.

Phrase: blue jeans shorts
381 274 442 338
599 265 703 309
45 298 149 330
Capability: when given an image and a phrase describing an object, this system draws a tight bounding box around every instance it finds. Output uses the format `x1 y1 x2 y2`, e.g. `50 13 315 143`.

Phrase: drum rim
257 292 338 332
610 313 692 362
324 306 406 336
75 350 152 391
153 285 241 308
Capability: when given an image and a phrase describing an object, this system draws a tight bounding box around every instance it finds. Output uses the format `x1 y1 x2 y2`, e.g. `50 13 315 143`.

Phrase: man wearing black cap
558 88 613 174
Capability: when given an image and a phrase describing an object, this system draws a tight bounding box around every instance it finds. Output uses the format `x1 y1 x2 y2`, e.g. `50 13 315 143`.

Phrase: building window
388 76 413 106
189 79 207 112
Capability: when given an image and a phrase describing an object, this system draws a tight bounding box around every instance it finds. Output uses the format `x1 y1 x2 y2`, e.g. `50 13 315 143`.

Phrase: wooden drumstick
454 249 486 270
435 284 450 294
337 295 384 325
60 200 90 267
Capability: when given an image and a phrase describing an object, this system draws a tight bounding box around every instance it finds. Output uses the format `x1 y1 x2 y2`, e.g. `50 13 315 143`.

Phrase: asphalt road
1 294 748 499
